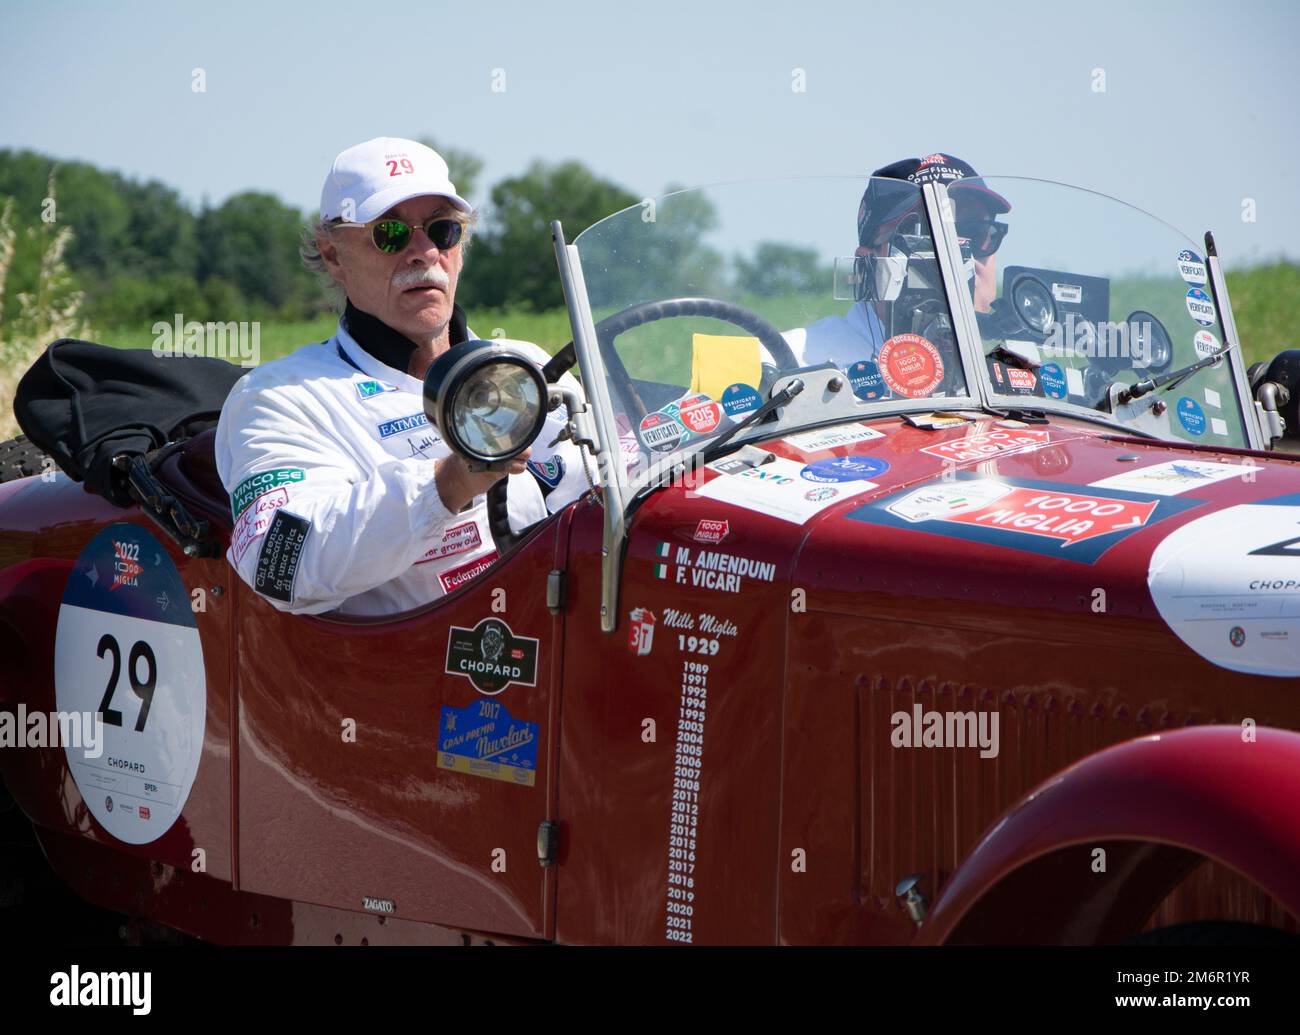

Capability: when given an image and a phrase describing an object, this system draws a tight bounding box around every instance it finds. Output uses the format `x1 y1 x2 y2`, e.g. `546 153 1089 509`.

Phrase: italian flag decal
655 541 670 579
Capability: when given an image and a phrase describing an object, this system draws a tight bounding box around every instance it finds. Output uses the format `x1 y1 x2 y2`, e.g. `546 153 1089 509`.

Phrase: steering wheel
487 296 797 553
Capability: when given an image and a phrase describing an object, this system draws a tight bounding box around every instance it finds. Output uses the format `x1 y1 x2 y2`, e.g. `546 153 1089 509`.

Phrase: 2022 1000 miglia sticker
53 524 206 845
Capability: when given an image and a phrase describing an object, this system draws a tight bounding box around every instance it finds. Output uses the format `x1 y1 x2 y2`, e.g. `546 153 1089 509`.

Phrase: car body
2 174 1299 945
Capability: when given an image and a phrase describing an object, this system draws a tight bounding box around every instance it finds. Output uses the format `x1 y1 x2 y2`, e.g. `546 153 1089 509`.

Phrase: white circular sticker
1193 329 1220 359
1149 500 1300 677
55 523 206 845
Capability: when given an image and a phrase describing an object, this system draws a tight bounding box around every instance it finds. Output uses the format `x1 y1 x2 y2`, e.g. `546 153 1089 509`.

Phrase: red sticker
921 428 1051 464
693 519 730 545
679 395 722 435
1007 368 1036 392
944 488 1157 545
878 334 944 398
628 607 656 656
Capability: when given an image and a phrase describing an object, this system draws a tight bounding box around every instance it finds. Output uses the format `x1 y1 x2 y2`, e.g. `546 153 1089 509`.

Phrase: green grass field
1 262 1295 442
87 261 1298 372
1226 262 1300 366
90 306 579 365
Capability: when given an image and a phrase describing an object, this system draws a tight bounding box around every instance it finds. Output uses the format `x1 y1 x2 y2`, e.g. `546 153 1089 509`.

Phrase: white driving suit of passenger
215 304 587 617
783 299 887 369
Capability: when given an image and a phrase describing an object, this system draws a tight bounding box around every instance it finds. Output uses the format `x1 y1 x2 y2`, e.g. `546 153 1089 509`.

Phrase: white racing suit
215 311 588 616
783 299 887 369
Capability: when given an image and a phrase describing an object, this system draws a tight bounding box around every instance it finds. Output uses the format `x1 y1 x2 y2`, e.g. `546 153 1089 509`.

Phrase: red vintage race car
2 174 1300 946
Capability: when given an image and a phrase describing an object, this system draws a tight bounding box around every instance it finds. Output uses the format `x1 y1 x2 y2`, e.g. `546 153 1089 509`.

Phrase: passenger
786 153 1011 372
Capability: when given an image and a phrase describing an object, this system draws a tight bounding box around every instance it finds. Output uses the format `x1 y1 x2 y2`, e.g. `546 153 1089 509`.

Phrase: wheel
487 297 795 552
0 435 50 484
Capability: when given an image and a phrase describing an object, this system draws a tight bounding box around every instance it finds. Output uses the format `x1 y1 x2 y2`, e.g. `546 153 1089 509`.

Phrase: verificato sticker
1176 249 1208 287
445 617 539 695
1185 287 1217 327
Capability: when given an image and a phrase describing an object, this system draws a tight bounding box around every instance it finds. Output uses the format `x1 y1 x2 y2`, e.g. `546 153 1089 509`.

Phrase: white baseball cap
320 137 472 223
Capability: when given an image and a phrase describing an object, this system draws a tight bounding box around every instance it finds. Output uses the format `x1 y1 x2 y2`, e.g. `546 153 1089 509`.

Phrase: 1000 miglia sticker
54 523 206 845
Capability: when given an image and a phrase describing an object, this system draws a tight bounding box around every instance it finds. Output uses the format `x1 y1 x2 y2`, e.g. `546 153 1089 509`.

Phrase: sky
1 0 1297 266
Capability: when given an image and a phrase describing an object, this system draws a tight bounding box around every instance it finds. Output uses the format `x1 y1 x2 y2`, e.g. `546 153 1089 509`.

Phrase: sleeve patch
232 467 306 519
254 510 312 603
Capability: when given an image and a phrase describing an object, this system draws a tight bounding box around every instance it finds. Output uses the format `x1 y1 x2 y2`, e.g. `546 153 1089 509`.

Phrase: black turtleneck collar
343 299 470 376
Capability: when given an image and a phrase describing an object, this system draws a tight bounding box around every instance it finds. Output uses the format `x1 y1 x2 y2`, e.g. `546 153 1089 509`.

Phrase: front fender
917 726 1300 944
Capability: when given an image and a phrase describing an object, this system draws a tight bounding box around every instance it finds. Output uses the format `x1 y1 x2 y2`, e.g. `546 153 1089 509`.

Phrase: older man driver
215 137 585 616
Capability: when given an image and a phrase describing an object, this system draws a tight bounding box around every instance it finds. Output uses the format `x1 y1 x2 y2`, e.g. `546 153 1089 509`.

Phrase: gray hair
300 206 478 313
300 217 346 311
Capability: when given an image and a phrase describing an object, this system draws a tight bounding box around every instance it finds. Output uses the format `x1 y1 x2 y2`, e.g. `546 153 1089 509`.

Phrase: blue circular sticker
1040 363 1068 400
720 382 763 417
847 360 889 401
800 456 890 483
1177 396 1206 436
1177 249 1207 287
1185 288 1216 327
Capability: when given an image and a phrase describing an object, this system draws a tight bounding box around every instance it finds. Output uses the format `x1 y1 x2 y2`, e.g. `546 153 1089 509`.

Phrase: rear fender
917 726 1300 944
0 559 72 768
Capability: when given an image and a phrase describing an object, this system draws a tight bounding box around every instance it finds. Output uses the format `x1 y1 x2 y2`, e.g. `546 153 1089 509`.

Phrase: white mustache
392 266 450 290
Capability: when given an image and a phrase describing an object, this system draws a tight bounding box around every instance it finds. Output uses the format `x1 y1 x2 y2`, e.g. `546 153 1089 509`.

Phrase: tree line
0 140 826 332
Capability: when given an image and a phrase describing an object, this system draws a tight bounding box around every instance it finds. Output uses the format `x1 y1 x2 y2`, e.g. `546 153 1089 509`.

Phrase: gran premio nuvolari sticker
55 523 206 845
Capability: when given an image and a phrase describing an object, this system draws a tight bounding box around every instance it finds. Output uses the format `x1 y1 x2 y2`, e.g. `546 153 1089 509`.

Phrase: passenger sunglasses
335 215 465 255
955 218 1009 259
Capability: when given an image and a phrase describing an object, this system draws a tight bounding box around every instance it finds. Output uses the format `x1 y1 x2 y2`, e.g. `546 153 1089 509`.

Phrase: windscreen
962 176 1250 447
571 177 971 476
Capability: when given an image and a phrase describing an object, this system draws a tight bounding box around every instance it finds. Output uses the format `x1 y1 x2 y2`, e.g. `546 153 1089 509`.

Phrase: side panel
555 494 789 945
234 516 567 939
777 604 1300 944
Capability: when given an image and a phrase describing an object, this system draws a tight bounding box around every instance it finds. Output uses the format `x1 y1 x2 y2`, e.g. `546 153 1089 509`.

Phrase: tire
1128 921 1300 946
0 435 50 484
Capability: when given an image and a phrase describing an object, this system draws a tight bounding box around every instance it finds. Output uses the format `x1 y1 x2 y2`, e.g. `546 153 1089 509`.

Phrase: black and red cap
857 153 1011 246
